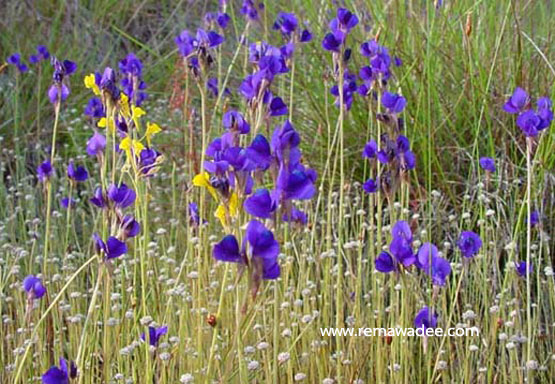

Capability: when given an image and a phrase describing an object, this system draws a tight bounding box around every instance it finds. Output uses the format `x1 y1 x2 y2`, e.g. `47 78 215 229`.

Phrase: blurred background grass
1 0 554 206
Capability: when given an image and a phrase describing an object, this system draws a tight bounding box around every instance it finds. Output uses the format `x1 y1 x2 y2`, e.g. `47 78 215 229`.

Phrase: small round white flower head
247 360 260 371
282 328 292 337
506 342 516 350
278 352 290 364
244 346 256 354
257 342 269 350
526 360 539 370
469 344 479 352
180 373 194 384
294 373 307 381
159 352 171 361
437 361 448 370
322 379 335 384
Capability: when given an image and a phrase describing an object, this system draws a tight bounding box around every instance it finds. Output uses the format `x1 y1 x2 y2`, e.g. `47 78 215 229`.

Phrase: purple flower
416 243 439 269
275 165 317 201
246 220 280 279
457 231 482 258
527 210 540 227
213 221 280 279
23 275 46 299
37 160 54 182
48 84 70 104
29 45 50 64
223 110 250 134
141 325 168 346
503 87 528 114
479 157 496 173
42 358 75 384
414 307 438 330
67 161 88 182
282 207 307 225
7 53 28 73
427 256 451 286
100 67 120 100
389 221 415 266
107 183 136 209
516 261 533 277
188 202 203 226
300 29 312 43
331 8 359 33
217 12 231 29
268 96 288 117
375 251 396 273
120 215 141 238
60 197 77 209
238 71 266 101
119 53 143 76
362 140 378 159
536 97 553 129
86 132 106 157
213 235 242 263
516 109 541 137
240 0 259 21
244 188 277 218
48 57 76 104
322 31 345 52
84 97 105 118
93 233 127 260
175 29 224 58
247 134 272 170
381 91 406 114
273 12 298 36
362 178 378 193
90 187 106 208
138 148 162 176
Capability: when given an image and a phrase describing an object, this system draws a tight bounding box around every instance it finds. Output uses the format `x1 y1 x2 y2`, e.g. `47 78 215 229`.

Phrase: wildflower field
1 0 555 383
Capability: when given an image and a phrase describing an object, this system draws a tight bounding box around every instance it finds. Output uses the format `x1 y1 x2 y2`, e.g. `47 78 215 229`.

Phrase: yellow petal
119 94 131 119
119 136 131 151
228 192 239 217
146 122 162 145
133 106 146 118
132 140 145 154
215 204 227 227
192 173 217 200
84 74 100 96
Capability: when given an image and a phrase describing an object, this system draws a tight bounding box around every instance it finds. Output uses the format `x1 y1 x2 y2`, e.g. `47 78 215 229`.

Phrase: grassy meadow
1 0 554 383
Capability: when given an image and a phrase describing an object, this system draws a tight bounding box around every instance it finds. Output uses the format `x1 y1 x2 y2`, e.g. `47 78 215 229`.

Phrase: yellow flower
132 106 146 131
192 172 217 200
215 192 239 227
97 117 115 133
120 137 145 157
145 122 161 145
84 74 100 96
119 94 131 119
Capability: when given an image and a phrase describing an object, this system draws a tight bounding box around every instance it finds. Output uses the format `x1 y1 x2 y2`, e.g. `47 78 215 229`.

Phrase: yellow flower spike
98 117 115 133
132 106 146 131
214 192 239 227
84 74 101 95
146 122 162 146
192 172 217 200
119 94 131 119
120 137 145 159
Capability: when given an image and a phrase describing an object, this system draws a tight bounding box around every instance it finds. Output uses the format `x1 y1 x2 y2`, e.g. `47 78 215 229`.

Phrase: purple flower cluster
503 87 553 137
48 57 77 105
119 53 148 105
375 221 452 286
